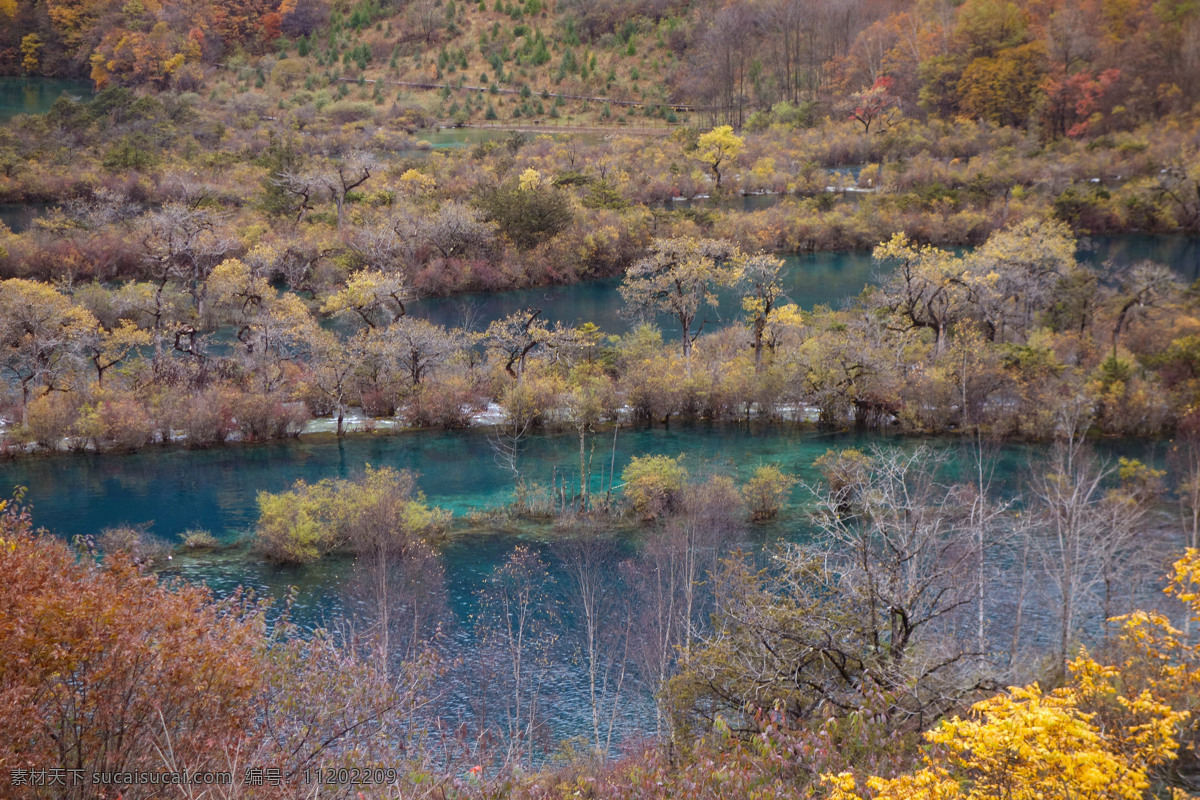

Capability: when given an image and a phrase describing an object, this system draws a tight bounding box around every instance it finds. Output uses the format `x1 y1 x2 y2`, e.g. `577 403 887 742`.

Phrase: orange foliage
0 501 267 778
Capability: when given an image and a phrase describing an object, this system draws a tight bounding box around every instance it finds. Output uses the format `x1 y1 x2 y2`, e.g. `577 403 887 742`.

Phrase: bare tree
872 234 967 358
670 445 1006 738
139 203 240 321
382 316 469 390
304 329 364 436
278 151 376 234
815 446 1001 708
689 4 759 127
1033 425 1157 666
738 252 788 371
1173 416 1200 553
621 539 689 742
562 371 616 511
113 280 190 363
210 256 317 393
484 308 548 378
1107 260 1182 356
768 0 816 104
623 476 742 740
472 546 560 765
1154 161 1200 231
961 218 1079 343
349 212 419 277
554 535 633 759
619 238 741 358
0 280 97 422
423 202 497 261
406 0 446 43
347 529 448 672
1044 3 1097 74
321 268 414 329
66 187 142 230
253 624 441 789
489 411 533 508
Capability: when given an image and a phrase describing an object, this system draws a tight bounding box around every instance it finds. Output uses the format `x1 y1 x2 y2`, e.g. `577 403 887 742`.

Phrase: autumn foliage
818 548 1200 800
2 0 1198 134
0 493 440 799
0 498 266 786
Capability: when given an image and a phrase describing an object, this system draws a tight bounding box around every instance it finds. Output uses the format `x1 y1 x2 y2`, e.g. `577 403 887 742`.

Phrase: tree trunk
335 195 347 234
578 427 588 511
1059 579 1073 669
1010 533 1030 665
753 319 765 372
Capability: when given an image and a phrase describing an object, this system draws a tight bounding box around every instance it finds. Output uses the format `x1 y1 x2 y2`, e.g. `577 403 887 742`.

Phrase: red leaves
846 76 901 134
262 11 283 43
1042 68 1122 138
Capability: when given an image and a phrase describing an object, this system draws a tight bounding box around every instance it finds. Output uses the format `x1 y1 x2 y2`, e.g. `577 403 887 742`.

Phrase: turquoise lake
403 234 1200 338
0 421 1172 747
0 425 1085 541
2 73 1197 757
0 218 1192 748
0 76 94 120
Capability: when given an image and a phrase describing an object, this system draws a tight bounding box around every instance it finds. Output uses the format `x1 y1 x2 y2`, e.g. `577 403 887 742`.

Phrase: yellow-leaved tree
20 33 42 73
824 551 1200 800
691 125 744 192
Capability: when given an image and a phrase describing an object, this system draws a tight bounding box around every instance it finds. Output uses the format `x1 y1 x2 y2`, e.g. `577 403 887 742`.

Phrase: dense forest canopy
2 0 1197 132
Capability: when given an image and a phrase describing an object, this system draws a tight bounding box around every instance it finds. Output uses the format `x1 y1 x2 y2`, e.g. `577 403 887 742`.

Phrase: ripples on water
1 424 1181 751
3 77 1198 752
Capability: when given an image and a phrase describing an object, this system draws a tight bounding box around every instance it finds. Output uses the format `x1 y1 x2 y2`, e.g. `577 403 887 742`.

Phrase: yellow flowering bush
824 550 1200 800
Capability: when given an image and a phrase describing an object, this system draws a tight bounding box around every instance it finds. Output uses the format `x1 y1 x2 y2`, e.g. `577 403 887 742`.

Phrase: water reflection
0 202 53 233
3 422 1175 751
0 76 94 120
404 235 1199 338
